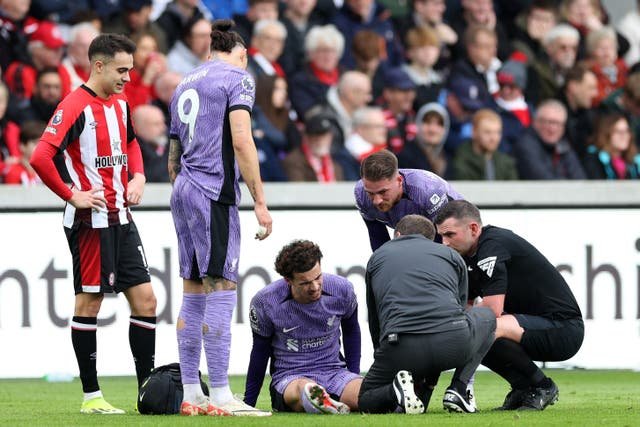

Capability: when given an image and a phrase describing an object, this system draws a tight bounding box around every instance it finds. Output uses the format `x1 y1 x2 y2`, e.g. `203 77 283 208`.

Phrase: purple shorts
274 368 362 397
170 176 241 282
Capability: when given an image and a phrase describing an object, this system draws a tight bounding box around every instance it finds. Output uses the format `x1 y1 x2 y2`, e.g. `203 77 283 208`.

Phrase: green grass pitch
1 370 638 426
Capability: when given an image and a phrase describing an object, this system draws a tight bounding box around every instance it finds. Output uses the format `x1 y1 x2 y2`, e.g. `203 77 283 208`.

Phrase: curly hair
274 240 323 280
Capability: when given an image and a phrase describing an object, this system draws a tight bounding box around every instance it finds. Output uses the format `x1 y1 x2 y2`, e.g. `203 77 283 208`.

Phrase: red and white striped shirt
38 85 143 228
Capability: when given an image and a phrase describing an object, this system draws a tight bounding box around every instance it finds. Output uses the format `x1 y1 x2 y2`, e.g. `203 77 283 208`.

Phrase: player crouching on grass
243 240 363 414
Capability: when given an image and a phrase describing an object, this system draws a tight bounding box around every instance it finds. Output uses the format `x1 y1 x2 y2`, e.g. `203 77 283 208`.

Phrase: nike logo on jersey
477 256 497 277
283 326 300 333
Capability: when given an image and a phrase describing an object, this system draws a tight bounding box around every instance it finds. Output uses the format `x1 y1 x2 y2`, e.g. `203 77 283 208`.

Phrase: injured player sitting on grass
243 240 363 414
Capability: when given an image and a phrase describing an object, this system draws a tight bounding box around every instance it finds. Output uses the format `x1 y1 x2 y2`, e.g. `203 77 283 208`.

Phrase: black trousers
482 316 584 388
359 307 496 413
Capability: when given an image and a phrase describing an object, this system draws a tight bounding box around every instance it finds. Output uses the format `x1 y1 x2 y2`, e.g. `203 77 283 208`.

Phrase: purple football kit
249 274 361 396
355 169 464 250
355 169 464 227
169 59 256 392
169 59 255 283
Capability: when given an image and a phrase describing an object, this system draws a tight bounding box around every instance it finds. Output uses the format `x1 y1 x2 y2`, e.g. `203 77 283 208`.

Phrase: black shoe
518 380 559 411
392 370 425 414
442 388 477 413
494 388 529 410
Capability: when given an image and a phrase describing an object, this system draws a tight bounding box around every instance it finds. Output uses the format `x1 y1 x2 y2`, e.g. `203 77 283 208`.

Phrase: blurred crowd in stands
2 0 640 185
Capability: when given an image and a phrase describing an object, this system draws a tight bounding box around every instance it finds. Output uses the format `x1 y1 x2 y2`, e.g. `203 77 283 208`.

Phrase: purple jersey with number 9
169 60 255 204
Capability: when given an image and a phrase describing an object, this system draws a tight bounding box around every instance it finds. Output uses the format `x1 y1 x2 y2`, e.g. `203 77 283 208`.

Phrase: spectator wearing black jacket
513 100 586 179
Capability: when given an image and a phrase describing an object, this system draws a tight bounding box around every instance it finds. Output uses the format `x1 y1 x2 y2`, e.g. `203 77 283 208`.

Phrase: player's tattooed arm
168 137 182 184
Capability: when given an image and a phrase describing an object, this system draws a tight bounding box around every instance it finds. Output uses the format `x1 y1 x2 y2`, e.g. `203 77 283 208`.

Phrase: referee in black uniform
358 215 496 414
435 200 584 411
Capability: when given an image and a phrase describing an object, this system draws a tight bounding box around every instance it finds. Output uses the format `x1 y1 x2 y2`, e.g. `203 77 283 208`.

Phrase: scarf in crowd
301 142 335 182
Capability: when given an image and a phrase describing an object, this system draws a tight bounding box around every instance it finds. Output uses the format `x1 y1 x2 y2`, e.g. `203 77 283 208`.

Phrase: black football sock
448 378 468 396
534 376 553 388
71 316 99 393
482 338 534 390
487 338 544 388
129 316 157 388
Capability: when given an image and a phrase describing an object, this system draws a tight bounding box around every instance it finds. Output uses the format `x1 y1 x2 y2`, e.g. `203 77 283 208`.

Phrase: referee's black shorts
65 221 151 294
515 314 584 361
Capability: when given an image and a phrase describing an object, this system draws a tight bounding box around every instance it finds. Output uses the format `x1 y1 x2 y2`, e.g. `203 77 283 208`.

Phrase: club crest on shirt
241 75 255 92
51 109 63 125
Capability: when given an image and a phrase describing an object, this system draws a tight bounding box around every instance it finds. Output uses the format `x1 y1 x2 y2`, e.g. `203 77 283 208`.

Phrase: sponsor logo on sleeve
45 126 57 134
427 193 446 215
477 256 497 278
51 109 63 125
239 93 254 103
249 305 259 331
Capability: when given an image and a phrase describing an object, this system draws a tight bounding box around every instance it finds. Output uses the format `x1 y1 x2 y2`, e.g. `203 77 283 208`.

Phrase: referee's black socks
483 338 547 389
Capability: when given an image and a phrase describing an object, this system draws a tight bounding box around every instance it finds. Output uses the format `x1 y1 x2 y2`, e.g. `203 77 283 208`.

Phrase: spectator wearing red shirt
3 120 44 185
380 67 417 154
4 20 71 101
0 82 20 178
125 31 167 111
586 26 627 107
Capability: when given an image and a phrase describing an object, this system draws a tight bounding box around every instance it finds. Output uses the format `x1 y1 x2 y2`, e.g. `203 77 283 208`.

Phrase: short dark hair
422 110 444 125
528 0 558 15
210 19 245 53
395 215 436 240
36 67 61 83
88 33 136 62
434 200 482 226
360 149 398 181
275 240 323 280
20 120 47 144
249 0 278 6
564 62 592 88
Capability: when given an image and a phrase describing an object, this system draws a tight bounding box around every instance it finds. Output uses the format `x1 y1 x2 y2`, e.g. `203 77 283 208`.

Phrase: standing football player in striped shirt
30 34 157 415
167 20 272 417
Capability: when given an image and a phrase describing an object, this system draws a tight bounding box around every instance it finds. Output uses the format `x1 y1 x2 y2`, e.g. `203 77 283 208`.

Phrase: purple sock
177 293 205 385
203 290 236 387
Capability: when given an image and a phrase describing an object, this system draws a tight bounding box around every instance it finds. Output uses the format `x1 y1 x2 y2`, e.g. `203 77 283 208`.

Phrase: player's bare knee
203 276 237 292
74 293 103 316
176 317 186 330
